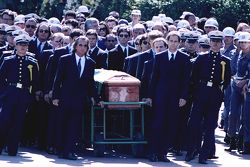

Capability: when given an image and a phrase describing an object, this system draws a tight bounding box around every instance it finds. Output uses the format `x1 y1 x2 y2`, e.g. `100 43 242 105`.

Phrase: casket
94 69 140 109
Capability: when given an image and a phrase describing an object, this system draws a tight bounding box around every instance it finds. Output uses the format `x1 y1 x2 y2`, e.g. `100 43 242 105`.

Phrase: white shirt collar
75 54 86 77
168 50 177 60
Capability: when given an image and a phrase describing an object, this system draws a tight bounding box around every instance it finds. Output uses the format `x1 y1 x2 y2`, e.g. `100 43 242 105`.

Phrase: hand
35 91 42 101
52 99 59 106
44 93 50 103
91 97 96 106
236 79 247 88
179 98 186 107
143 98 152 106
242 84 248 94
99 101 105 108
49 90 53 99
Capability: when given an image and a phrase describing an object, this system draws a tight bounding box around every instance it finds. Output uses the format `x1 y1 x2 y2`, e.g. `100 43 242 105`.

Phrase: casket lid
94 69 140 85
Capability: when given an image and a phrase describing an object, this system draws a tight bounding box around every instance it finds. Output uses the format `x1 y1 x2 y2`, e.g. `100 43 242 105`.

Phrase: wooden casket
94 69 140 109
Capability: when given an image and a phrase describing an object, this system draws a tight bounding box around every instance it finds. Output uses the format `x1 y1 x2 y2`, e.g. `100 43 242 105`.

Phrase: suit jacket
28 38 53 59
52 53 96 108
150 50 192 108
40 49 54 91
88 46 107 69
108 45 137 71
141 59 154 98
45 45 71 93
123 49 154 80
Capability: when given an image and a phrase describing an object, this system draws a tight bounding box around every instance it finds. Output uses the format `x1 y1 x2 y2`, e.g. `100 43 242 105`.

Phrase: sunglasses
107 39 116 42
99 28 106 31
26 25 36 29
78 44 88 47
39 29 49 33
119 34 129 38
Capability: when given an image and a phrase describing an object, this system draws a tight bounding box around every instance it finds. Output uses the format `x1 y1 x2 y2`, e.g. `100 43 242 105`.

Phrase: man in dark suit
52 36 96 160
147 31 191 162
86 29 107 69
123 30 163 80
28 23 53 58
27 22 53 149
108 26 137 71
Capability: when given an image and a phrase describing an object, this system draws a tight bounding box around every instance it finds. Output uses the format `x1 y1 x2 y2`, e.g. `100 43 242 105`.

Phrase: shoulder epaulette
27 52 35 57
3 55 15 60
27 56 38 63
199 51 209 55
2 50 13 55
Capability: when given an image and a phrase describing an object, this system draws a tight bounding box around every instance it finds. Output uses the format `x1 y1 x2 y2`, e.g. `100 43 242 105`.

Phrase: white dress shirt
75 54 86 77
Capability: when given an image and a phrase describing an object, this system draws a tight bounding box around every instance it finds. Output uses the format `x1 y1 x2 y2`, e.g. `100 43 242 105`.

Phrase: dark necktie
38 42 42 54
170 53 174 61
124 47 127 57
89 50 92 56
77 58 81 77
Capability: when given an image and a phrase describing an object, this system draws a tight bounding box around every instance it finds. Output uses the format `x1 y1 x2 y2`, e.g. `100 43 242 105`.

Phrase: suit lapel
71 54 79 77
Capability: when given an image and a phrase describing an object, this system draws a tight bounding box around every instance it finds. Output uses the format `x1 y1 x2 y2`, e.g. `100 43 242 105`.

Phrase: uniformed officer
185 30 231 164
0 33 39 156
181 31 200 59
197 36 210 53
219 27 236 130
226 32 250 152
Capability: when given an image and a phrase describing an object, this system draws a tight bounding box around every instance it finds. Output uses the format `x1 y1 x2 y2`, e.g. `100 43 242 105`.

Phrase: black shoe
225 137 237 152
175 150 183 156
46 147 55 154
239 150 250 154
8 152 17 156
185 151 195 162
64 153 77 160
207 155 219 159
149 154 158 162
158 155 170 162
224 134 230 145
198 158 207 164
58 152 64 159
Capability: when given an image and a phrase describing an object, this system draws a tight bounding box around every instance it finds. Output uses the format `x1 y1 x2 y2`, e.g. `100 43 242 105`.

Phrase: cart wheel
93 132 105 157
131 132 145 158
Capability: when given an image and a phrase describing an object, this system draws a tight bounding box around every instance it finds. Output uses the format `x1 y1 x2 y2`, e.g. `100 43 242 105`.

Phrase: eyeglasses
99 28 106 31
119 34 129 38
78 44 88 47
39 29 49 33
142 41 148 45
26 25 36 29
107 39 116 42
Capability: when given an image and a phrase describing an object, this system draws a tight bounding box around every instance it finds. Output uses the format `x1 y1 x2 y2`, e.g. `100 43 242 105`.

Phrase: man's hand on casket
91 97 96 106
52 99 59 106
142 98 152 107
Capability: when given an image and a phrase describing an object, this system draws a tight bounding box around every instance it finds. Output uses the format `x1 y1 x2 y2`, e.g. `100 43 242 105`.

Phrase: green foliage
3 0 250 29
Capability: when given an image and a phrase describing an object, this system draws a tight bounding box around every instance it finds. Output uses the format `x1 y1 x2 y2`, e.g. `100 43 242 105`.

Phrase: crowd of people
0 5 250 164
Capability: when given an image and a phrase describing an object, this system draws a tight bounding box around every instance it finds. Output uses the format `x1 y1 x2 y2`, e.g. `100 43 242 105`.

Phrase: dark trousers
186 85 223 159
56 104 83 155
0 88 31 155
149 98 180 156
47 104 59 148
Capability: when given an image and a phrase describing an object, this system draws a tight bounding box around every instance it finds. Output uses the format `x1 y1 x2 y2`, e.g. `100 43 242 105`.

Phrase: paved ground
0 128 250 167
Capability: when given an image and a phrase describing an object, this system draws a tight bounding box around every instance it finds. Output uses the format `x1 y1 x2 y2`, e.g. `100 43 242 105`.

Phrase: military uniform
185 31 231 164
0 34 39 156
